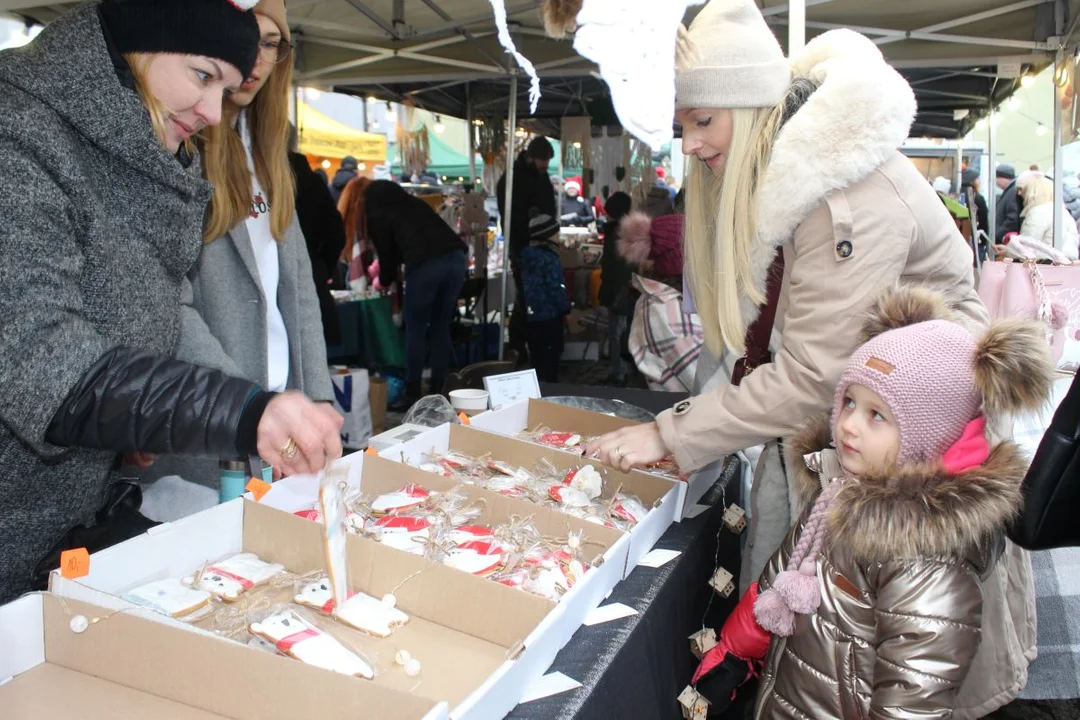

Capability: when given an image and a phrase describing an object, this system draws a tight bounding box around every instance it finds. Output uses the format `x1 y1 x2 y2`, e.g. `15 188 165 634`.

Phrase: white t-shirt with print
239 112 289 392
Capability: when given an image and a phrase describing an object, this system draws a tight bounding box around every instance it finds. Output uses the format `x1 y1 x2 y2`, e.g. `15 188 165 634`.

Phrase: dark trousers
509 262 528 366
526 318 564 383
404 250 467 386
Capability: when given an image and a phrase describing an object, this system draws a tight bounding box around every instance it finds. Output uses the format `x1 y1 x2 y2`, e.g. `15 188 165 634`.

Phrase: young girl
692 286 1052 719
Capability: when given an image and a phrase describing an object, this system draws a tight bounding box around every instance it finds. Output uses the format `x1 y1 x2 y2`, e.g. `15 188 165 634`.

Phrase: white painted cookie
294 577 410 638
564 466 603 500
371 484 430 515
123 578 211 618
183 552 285 602
249 610 374 679
443 539 504 576
372 514 431 555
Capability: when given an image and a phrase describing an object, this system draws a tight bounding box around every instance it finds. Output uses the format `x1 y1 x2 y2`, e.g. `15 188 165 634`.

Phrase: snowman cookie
183 553 285 602
371 514 431 555
371 484 430 515
249 610 374 679
611 495 648 526
561 466 603 500
443 539 505 576
123 578 211 618
295 577 410 638
548 485 592 507
446 524 494 545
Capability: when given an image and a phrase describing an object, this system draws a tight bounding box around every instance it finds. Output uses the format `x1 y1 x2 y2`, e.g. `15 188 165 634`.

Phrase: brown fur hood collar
789 413 1026 562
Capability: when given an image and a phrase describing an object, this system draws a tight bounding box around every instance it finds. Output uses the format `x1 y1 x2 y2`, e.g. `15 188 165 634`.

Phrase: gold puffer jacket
754 414 1026 720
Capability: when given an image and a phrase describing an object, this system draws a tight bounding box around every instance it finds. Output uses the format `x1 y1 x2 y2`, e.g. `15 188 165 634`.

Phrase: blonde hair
1021 176 1054 217
200 59 295 242
684 104 786 357
124 53 193 155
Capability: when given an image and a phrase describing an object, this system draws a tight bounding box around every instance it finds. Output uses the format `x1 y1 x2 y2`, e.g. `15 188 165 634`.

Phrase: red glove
692 582 771 684
1002 232 1018 245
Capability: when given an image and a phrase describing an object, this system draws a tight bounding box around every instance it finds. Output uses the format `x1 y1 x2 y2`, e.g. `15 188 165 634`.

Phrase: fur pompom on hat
617 212 652 265
543 0 582 38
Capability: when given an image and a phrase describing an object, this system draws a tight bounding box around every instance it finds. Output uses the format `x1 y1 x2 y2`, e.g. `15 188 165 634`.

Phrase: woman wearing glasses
149 0 337 491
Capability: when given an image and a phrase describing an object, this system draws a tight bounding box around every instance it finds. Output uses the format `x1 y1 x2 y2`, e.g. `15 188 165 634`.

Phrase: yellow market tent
296 101 386 164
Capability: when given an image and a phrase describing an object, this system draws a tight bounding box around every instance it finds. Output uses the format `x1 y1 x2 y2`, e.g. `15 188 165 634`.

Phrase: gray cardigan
145 216 334 487
0 6 217 600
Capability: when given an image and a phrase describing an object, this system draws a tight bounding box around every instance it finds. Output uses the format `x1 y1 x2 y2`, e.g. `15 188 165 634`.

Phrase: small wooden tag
865 357 895 375
833 572 862 600
60 548 90 579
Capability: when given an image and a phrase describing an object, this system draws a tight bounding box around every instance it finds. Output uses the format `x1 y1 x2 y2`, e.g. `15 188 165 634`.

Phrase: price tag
483 369 541 409
60 548 90 579
246 478 273 502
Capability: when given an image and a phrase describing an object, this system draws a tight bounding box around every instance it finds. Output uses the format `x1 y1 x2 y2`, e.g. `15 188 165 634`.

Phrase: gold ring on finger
279 438 299 460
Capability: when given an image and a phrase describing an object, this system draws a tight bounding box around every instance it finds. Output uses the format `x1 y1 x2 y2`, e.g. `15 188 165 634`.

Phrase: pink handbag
978 259 1080 370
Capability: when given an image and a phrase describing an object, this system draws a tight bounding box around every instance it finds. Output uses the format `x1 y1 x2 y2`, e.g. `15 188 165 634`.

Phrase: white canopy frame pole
1053 49 1065 251
987 88 997 245
466 82 477 186
788 0 805 54
499 73 519 361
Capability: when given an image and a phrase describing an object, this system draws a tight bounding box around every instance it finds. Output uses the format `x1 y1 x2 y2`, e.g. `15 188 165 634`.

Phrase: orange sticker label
246 478 273 502
458 412 471 425
365 446 378 455
60 548 90 579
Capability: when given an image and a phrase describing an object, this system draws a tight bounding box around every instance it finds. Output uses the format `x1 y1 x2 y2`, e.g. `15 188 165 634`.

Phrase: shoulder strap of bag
732 249 785 386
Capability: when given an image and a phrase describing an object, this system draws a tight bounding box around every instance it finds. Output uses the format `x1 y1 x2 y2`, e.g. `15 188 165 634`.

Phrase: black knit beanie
99 0 261 80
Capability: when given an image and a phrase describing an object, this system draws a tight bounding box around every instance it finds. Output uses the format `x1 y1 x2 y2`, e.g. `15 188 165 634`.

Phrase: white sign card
483 369 541 409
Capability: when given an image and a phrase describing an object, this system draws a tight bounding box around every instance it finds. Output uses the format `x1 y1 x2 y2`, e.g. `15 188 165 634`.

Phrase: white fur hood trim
741 30 917 325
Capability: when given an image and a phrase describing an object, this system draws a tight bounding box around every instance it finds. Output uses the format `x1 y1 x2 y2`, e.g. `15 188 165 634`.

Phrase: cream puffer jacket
754 414 1027 720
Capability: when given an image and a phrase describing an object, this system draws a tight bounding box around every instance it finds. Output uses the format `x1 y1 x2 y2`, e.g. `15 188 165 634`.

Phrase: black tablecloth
508 459 744 720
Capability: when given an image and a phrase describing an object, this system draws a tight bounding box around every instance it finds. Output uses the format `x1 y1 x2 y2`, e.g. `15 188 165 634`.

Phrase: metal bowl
541 396 655 423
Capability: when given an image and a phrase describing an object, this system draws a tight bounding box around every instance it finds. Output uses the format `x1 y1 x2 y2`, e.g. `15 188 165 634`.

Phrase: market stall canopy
3 0 1079 137
296 100 387 161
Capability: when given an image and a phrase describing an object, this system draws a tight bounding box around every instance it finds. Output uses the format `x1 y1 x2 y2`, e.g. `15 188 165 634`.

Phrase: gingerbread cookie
295 578 410 638
249 610 374 679
123 578 211 618
183 552 284 602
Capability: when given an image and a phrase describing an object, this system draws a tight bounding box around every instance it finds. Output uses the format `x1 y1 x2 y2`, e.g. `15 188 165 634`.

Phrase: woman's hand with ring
586 421 670 473
257 391 344 477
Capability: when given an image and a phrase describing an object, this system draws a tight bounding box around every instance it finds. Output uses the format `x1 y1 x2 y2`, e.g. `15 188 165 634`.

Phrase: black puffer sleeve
45 347 274 457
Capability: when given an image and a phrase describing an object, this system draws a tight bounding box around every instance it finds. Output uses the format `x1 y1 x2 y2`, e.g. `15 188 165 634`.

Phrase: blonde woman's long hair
125 53 192 155
1021 176 1054 218
200 60 295 242
683 79 815 357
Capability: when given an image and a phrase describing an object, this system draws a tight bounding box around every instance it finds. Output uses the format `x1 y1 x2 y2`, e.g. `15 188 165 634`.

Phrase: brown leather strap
732 249 785 386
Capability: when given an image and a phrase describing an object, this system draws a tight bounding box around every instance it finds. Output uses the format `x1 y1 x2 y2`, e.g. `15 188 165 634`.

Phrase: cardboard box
48 499 554 719
0 593 447 720
470 398 723 519
48 478 621 720
378 423 679 576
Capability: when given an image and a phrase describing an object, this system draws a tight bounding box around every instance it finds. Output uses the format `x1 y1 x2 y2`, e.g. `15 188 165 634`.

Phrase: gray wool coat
0 6 216 601
143 216 334 487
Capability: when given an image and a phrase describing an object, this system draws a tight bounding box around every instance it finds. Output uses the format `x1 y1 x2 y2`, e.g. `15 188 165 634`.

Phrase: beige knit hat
675 0 790 110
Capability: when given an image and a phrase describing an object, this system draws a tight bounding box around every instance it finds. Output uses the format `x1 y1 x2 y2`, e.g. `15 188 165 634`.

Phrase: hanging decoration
487 0 541 113
542 0 582 38
394 102 430 178
561 116 591 175
573 0 706 150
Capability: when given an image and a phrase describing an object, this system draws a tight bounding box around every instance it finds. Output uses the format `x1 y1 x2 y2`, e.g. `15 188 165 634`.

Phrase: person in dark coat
0 0 343 604
559 178 594 226
290 151 346 346
962 168 989 257
496 137 557 365
329 155 358 204
340 179 468 408
600 192 634 383
995 163 1022 242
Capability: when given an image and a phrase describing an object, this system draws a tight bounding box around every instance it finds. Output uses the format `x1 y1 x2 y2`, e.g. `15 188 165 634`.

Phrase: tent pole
1054 50 1065 250
499 73 519 361
466 82 477 186
955 138 963 193
987 89 997 245
788 0 806 53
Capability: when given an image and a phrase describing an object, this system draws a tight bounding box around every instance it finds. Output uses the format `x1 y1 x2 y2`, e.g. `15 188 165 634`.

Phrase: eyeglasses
259 39 293 64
